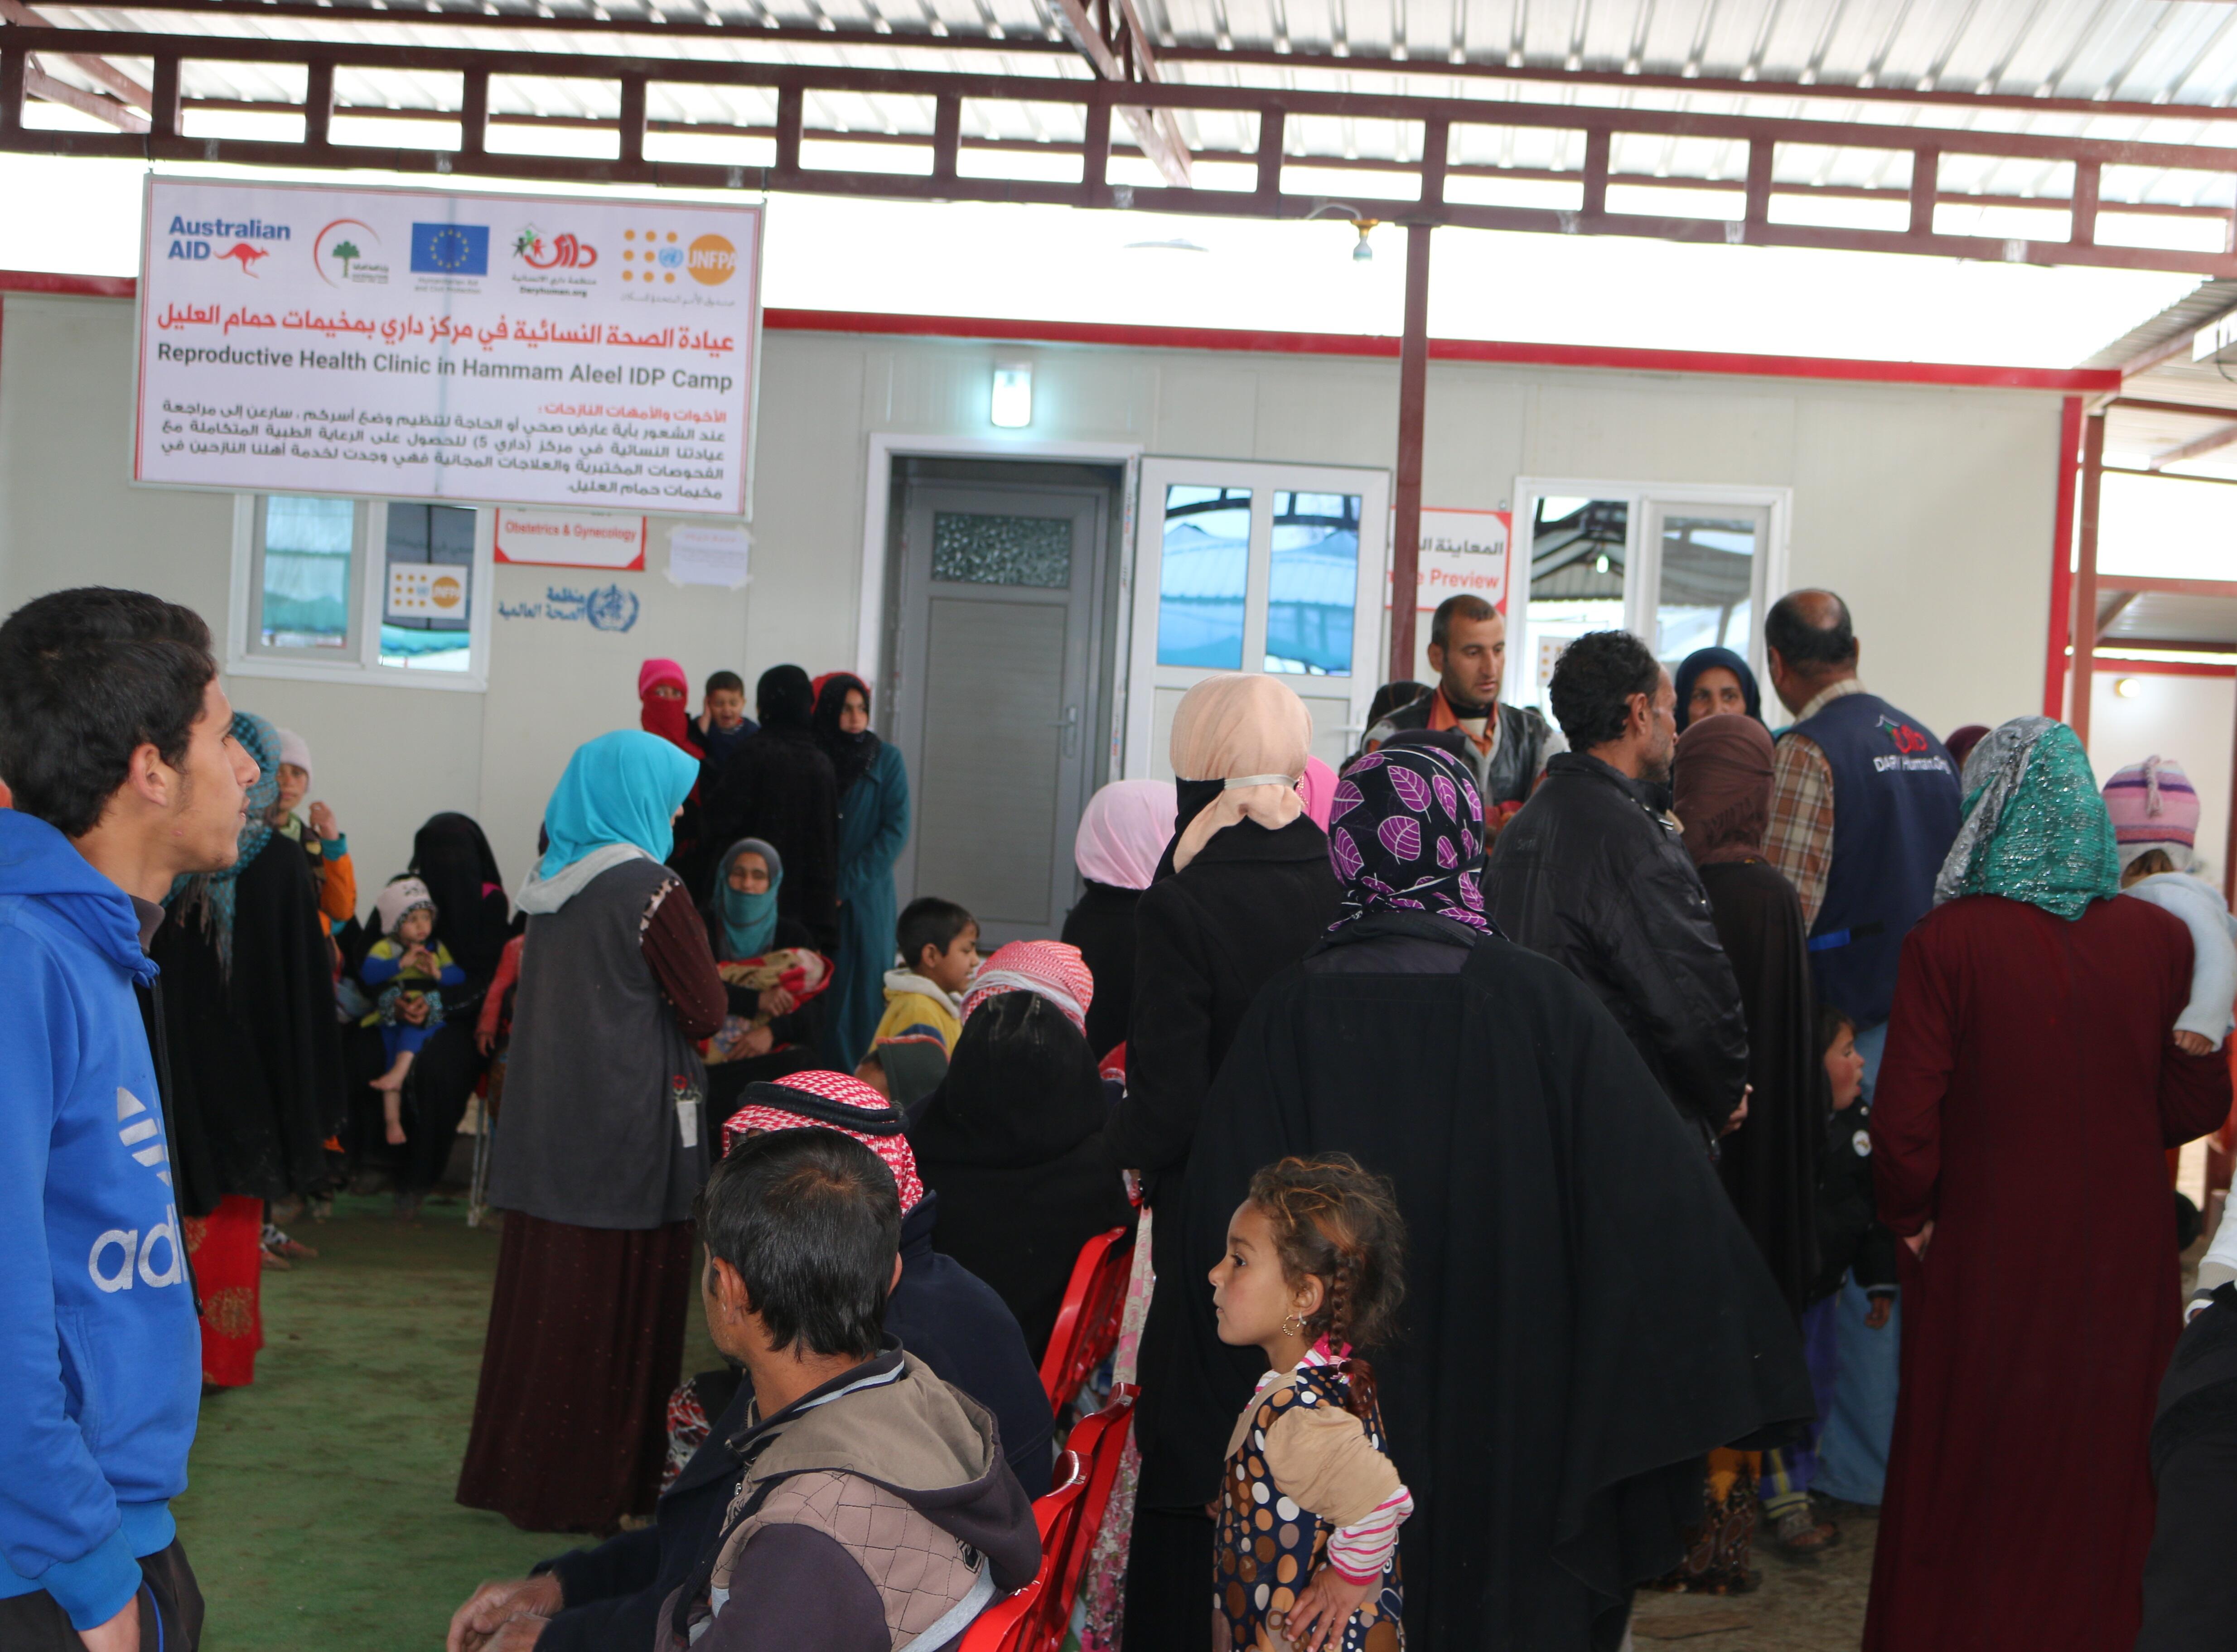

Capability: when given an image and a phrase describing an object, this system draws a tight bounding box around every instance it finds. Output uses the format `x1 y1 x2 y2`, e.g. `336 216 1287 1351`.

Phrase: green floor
174 1195 719 1652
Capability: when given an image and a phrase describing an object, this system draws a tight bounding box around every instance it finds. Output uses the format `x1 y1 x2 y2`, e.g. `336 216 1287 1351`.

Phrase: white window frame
227 494 496 692
1125 456 1391 778
1507 477 1792 706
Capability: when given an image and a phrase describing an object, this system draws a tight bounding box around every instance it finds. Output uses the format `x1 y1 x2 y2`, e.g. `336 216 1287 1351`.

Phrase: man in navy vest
1763 589 1961 1508
1764 589 1961 1077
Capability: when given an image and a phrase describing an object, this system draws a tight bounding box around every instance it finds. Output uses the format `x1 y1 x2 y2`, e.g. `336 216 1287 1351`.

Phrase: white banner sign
134 177 762 516
1385 507 1515 611
494 507 647 569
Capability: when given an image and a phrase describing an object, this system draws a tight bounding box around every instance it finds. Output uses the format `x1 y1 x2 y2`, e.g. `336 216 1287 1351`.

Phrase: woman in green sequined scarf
1860 714 2232 1652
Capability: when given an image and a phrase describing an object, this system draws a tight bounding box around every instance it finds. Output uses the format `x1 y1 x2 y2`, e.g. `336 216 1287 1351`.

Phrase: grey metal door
892 479 1107 945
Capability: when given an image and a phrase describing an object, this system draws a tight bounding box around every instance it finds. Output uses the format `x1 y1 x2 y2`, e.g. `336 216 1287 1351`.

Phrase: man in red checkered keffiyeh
718 1069 926 1212
959 939 1095 1036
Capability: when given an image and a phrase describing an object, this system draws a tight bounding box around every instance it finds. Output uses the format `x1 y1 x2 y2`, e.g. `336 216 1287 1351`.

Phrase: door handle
1057 704 1080 757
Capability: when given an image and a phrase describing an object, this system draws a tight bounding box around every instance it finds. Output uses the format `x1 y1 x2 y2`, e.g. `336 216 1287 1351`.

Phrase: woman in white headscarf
1104 673 1342 1652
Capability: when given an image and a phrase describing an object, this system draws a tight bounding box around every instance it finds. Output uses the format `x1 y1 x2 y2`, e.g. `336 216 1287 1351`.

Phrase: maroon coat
1864 893 2232 1652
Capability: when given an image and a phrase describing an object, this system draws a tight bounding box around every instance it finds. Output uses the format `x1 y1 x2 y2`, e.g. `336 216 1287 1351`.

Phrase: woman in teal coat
813 672 912 1069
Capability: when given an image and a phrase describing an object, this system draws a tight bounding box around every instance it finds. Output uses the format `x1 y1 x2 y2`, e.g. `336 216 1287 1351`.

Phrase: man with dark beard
1363 595 1561 828
1483 629 1749 1142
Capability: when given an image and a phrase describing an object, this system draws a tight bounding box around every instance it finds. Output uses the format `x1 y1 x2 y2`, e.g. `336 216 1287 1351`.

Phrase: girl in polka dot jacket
1209 1154 1412 1652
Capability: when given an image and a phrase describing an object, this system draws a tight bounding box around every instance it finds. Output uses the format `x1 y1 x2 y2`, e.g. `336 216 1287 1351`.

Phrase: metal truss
9 23 2237 276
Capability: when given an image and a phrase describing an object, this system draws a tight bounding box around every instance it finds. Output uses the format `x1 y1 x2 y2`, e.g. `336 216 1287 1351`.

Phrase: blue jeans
1811 1016 1900 1505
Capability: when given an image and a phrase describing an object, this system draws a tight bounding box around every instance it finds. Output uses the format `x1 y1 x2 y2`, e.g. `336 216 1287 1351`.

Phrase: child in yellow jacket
871 896 979 1051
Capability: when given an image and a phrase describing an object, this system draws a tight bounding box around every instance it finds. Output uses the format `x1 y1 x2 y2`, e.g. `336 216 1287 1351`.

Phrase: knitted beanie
376 876 438 936
2102 755 2199 872
275 727 312 787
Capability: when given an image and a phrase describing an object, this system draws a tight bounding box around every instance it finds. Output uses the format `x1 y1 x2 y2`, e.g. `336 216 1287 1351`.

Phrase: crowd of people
5 578 2237 1652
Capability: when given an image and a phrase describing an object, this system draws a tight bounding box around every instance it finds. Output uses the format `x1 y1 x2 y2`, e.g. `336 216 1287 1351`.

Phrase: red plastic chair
955 1450 1088 1652
961 1389 1140 1652
1039 1226 1134 1415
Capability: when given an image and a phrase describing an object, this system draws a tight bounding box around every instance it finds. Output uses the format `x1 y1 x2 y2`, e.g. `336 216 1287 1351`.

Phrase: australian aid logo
166 211 291 273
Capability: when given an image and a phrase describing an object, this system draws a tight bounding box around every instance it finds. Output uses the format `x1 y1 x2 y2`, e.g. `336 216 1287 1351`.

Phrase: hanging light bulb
1352 218 1379 261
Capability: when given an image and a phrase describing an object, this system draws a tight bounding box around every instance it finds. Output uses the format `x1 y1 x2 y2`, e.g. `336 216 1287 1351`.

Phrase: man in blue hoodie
0 588 260 1652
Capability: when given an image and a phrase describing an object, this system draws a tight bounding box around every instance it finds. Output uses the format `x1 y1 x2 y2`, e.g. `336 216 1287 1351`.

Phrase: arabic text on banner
135 178 762 518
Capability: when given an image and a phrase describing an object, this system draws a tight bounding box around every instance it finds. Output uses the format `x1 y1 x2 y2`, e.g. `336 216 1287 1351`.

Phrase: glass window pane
1523 497 1628 714
1265 491 1359 676
381 503 476 672
1653 515 1757 669
931 511 1073 588
259 495 355 650
1157 484 1251 669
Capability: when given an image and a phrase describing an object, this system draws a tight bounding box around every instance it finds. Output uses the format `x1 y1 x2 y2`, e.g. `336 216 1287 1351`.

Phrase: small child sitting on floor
873 896 980 1051
1211 1153 1411 1652
361 877 465 1142
2105 756 2237 1055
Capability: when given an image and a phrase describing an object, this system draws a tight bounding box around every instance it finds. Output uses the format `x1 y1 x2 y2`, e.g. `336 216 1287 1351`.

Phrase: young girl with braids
1209 1154 1411 1652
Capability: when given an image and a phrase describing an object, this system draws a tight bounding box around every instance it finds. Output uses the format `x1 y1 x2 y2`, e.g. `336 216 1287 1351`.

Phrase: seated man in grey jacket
659 1127 1041 1652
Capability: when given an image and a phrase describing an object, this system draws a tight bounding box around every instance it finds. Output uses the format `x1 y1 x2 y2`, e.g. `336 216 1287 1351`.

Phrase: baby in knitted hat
2105 755 2237 1055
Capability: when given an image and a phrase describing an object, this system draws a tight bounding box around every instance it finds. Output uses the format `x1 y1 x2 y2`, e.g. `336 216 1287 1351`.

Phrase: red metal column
2043 395 2083 718
1389 221 1432 681
2071 412 2105 745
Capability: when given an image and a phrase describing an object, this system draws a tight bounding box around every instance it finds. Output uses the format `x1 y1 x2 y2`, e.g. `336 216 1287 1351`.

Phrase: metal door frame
1508 477 1792 701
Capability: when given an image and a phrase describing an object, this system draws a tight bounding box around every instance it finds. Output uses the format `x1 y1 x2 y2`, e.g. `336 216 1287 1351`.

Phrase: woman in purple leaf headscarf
1326 744 1493 933
1160 732 1814 1652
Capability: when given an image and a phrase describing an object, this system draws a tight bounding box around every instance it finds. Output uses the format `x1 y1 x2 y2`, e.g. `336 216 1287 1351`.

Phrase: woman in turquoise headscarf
1862 717 2234 1652
460 730 734 1533
701 836 829 1105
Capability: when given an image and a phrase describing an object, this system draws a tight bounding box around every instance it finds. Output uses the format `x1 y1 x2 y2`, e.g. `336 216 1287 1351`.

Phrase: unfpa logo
87 1088 185 1292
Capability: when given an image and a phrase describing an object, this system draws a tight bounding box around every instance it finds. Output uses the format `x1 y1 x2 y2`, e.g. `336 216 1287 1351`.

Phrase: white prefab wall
4 289 2070 901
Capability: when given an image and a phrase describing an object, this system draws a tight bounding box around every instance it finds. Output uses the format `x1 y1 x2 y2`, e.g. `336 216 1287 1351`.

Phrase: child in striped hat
2105 755 2237 1055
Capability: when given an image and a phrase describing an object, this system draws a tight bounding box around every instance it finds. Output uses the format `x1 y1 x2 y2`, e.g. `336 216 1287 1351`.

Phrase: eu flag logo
410 223 489 275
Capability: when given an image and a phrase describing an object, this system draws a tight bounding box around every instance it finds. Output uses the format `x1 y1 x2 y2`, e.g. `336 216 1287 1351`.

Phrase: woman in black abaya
1163 744 1812 1650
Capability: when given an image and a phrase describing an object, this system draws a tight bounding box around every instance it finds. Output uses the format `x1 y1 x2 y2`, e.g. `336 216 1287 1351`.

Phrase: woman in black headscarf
367 813 518 1213
702 665 840 949
812 670 911 1070
909 984 1135 1362
1672 646 1765 734
1160 743 1811 1650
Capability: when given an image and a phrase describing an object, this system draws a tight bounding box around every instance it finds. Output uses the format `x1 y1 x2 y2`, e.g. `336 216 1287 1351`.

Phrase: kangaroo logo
217 242 269 275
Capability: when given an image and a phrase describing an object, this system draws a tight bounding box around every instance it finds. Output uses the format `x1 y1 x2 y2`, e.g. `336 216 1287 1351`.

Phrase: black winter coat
534 1193 1052 1652
700 730 840 952
1105 814 1338 1533
1484 751 1749 1136
1061 880 1142 1061
1811 1097 1899 1302
1155 911 1812 1648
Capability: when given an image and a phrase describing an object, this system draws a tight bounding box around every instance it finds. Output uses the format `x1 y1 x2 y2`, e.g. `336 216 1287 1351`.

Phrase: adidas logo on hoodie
87 1088 186 1293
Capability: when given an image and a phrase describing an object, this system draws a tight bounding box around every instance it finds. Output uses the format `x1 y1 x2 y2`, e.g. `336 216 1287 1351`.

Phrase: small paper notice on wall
667 525 752 590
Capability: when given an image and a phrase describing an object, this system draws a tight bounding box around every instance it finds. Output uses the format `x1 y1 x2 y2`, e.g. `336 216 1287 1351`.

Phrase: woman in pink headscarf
637 659 702 760
1062 779 1179 1060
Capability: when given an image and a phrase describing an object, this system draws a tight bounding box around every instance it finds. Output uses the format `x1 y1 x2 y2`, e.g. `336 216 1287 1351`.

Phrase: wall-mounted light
2115 676 2141 698
990 360 1033 429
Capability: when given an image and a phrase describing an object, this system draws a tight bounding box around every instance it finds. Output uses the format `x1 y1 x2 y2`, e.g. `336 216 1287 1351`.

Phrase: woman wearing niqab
1107 674 1342 1651
1862 717 2234 1652
1160 742 1812 1649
